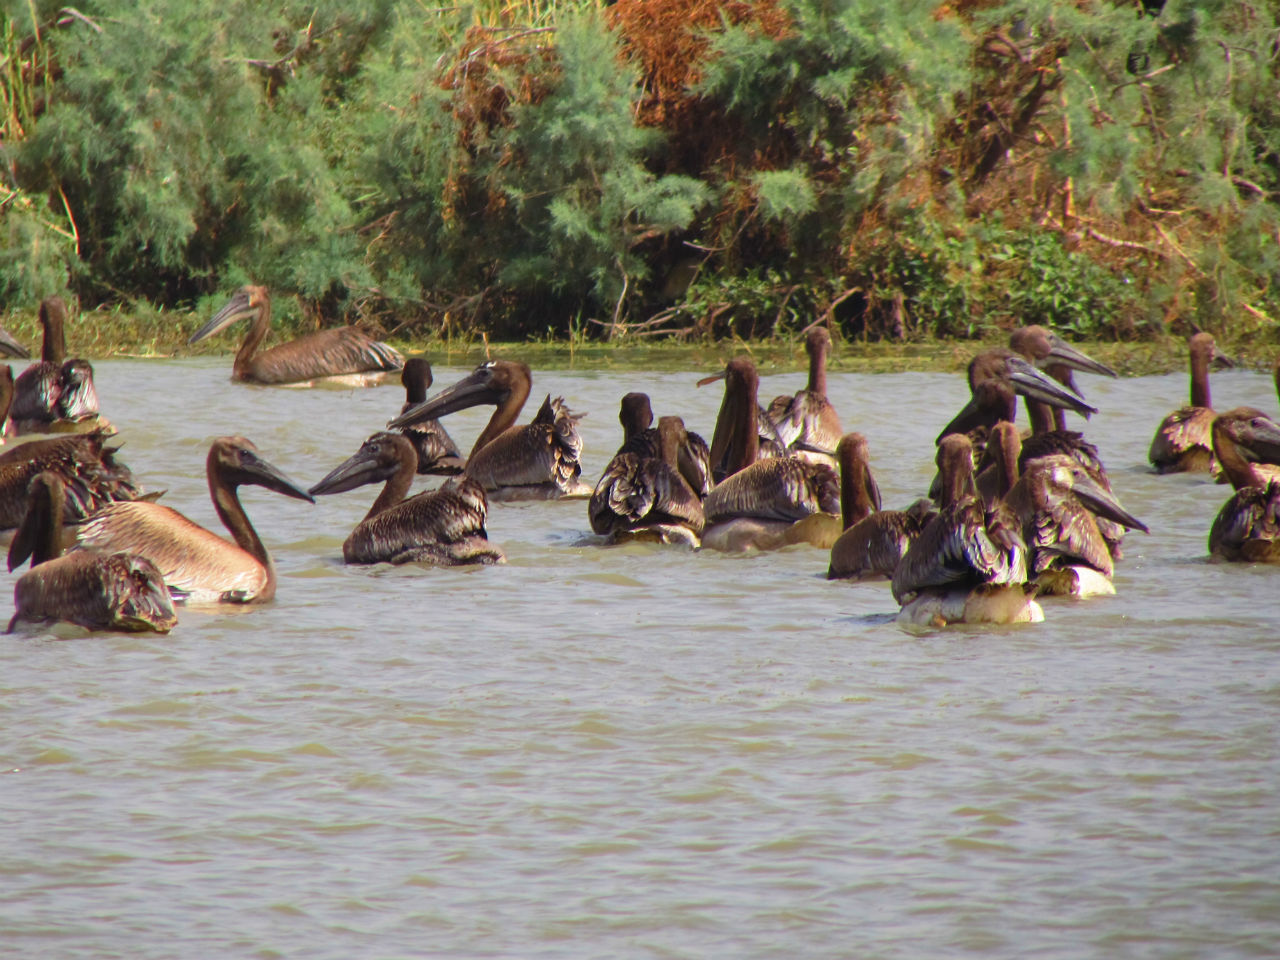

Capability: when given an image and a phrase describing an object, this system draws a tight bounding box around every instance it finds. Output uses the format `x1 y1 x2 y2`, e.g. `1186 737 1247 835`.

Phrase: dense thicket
1 0 1276 343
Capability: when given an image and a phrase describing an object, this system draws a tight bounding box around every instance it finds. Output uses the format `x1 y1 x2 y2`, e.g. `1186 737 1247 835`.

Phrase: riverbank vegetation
2 1 1277 356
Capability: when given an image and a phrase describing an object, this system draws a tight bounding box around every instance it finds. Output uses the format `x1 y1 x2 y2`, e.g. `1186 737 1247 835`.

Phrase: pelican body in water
309 432 504 566
1208 408 1280 563
190 286 404 387
589 415 705 547
699 357 840 552
387 360 591 501
609 392 712 498
7 472 177 634
763 327 843 466
10 296 106 435
76 437 315 603
892 434 1041 626
1149 332 1233 474
396 359 465 475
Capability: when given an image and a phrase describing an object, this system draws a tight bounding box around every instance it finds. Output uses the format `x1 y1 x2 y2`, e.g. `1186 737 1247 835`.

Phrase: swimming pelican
589 415 705 547
10 296 107 435
396 359 465 475
763 327 842 466
1009 325 1117 428
608 392 711 497
75 437 315 603
0 429 147 530
698 357 840 552
189 286 404 387
1149 332 1233 474
1208 408 1280 563
309 431 503 565
7 471 177 633
387 360 591 500
892 433 1041 626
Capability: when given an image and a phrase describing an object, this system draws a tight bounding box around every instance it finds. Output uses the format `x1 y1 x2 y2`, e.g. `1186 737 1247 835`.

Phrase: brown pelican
826 433 936 581
698 357 840 552
1009 325 1117 425
0 429 147 530
1208 408 1280 563
386 360 591 500
75 437 314 603
589 415 705 546
309 431 503 565
892 433 1041 626
763 327 843 466
7 471 177 633
608 392 711 497
1149 332 1233 473
396 359 465 475
10 296 107 435
943 348 1097 444
189 285 404 387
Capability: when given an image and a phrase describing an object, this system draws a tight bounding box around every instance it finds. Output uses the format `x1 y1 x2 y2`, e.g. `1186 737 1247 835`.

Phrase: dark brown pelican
189 285 404 386
589 415 705 546
826 433 935 581
386 360 591 500
10 296 106 435
698 357 840 552
0 429 147 530
1208 408 1280 563
75 437 314 603
396 359 465 475
763 327 843 466
892 433 1040 626
309 431 503 565
1149 332 1233 474
608 392 711 498
941 349 1096 445
7 471 177 633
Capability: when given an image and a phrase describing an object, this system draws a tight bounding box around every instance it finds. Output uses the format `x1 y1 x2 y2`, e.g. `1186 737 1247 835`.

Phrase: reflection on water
3 358 1279 959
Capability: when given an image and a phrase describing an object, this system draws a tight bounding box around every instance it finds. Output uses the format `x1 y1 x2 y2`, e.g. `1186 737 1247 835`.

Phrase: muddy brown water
3 358 1278 959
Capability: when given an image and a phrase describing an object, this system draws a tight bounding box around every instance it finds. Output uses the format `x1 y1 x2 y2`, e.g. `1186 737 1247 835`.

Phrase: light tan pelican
75 437 314 603
386 360 591 500
763 327 842 466
608 392 711 497
1208 408 1280 563
7 472 177 634
10 297 108 435
698 357 840 552
589 416 705 547
309 432 503 565
1149 332 1233 473
0 429 147 530
892 434 1041 626
189 285 404 387
396 359 465 475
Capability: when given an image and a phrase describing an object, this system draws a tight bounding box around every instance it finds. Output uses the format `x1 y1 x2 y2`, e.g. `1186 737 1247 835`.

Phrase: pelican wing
248 327 404 384
10 361 60 423
703 457 839 524
11 551 177 633
465 397 584 493
1209 480 1280 562
765 390 842 457
828 502 934 581
892 502 1028 603
401 419 466 475
589 454 704 537
1150 406 1214 471
344 478 499 565
1025 494 1114 577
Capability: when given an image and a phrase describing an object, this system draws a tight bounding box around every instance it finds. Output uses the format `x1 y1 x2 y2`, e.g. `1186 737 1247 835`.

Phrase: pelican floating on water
589 415 705 547
1149 332 1233 474
7 471 177 634
76 437 314 603
309 432 504 565
763 327 842 466
387 360 591 500
1208 408 1280 563
10 297 107 435
698 357 840 552
892 433 1041 626
607 392 711 497
396 359 465 475
0 429 147 531
190 286 404 387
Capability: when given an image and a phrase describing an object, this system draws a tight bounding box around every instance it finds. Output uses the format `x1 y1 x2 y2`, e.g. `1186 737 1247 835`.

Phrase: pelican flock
3 292 1277 635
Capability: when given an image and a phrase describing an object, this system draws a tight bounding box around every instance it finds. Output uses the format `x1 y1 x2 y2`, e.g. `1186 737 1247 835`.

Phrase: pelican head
1010 326 1118 382
310 432 413 496
401 358 435 404
190 286 269 344
211 436 315 502
619 392 654 440
387 360 531 430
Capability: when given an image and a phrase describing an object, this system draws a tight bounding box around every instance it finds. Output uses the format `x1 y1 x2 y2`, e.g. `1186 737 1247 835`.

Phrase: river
3 356 1278 959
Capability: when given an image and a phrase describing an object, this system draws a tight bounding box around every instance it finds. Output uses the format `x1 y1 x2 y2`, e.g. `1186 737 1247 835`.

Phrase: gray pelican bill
698 357 840 552
396 358 465 475
1149 332 1233 474
7 471 177 634
763 327 843 467
1208 408 1280 563
309 431 503 566
387 359 591 500
76 437 315 603
589 415 705 547
190 285 404 387
10 296 108 435
892 433 1041 626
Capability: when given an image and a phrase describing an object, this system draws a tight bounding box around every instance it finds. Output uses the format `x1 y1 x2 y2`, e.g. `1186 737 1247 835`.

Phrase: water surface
3 358 1278 959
